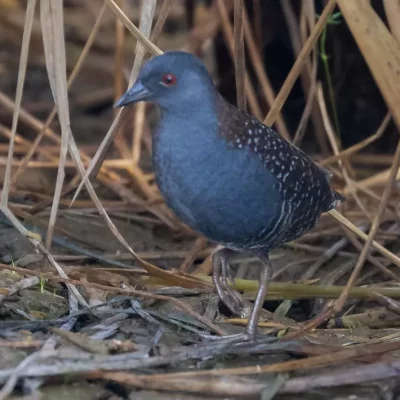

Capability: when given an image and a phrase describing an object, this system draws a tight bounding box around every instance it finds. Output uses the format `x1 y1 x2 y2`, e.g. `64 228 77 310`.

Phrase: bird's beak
114 81 151 107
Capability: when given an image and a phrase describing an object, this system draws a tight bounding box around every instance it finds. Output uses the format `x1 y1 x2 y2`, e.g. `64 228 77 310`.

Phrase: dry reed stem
264 0 336 126
11 2 107 187
40 0 72 249
150 0 173 43
109 1 158 197
215 0 262 119
108 0 176 170
132 102 146 166
2 2 154 214
292 57 317 145
4 2 398 328
320 113 390 166
300 2 330 153
71 1 395 283
28 2 173 296
71 1 159 204
242 7 291 140
317 84 372 220
4 262 400 308
290 0 329 152
111 341 400 380
233 0 246 110
105 0 162 55
0 92 150 224
346 166 400 194
36 0 89 307
257 0 400 269
0 263 222 335
179 237 207 273
337 0 400 129
70 107 129 205
335 138 400 311
112 0 128 157
1 0 36 207
114 0 125 102
323 0 400 270
0 0 87 307
282 0 302 56
383 0 400 49
128 0 156 168
43 2 215 289
329 209 400 268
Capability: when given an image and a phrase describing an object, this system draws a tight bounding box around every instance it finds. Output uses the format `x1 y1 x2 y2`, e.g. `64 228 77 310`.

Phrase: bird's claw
213 249 247 316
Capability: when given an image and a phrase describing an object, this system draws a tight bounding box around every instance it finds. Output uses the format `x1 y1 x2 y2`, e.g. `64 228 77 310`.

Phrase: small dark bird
116 51 342 338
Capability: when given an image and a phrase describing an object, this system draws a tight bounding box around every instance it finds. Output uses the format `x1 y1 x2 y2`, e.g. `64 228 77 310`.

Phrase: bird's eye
161 73 177 86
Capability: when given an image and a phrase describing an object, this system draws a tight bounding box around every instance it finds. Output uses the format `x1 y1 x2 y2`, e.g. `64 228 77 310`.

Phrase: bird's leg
212 247 244 316
246 253 271 338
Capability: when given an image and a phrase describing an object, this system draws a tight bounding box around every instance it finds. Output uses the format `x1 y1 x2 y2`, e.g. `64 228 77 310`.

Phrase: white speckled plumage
215 93 342 250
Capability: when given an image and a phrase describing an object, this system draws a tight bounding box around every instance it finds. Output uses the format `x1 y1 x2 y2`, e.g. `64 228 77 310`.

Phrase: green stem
234 278 400 300
196 274 400 300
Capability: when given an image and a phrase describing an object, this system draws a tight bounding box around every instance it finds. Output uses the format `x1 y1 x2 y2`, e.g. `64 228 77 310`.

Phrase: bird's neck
154 90 223 160
151 89 232 203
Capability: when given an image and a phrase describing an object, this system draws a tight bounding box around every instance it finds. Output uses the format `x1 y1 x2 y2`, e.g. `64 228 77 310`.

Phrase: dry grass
1 1 400 398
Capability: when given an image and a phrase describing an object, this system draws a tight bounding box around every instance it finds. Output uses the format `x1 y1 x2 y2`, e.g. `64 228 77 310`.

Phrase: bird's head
115 51 214 111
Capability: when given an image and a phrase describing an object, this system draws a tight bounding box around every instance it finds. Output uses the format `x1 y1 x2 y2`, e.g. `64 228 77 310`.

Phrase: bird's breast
152 117 282 247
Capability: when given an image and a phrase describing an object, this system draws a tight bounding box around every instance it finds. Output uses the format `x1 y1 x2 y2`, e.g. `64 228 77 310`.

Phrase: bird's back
215 94 342 250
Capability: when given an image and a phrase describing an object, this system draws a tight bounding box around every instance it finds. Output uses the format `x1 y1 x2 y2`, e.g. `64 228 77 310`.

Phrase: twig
0 346 56 400
0 276 40 304
281 359 400 393
114 341 400 379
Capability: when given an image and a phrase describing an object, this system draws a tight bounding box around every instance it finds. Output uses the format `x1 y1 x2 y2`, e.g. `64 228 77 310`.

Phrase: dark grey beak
114 81 151 107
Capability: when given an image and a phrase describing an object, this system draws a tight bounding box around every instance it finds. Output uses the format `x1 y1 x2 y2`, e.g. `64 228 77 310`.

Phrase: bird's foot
220 288 247 316
214 333 253 344
202 330 270 345
212 248 246 316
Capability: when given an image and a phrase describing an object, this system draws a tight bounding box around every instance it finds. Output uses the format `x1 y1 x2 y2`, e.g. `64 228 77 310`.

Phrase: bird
116 51 343 339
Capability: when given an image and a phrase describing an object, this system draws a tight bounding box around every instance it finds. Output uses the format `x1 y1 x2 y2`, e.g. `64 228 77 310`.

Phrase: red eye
161 73 177 86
